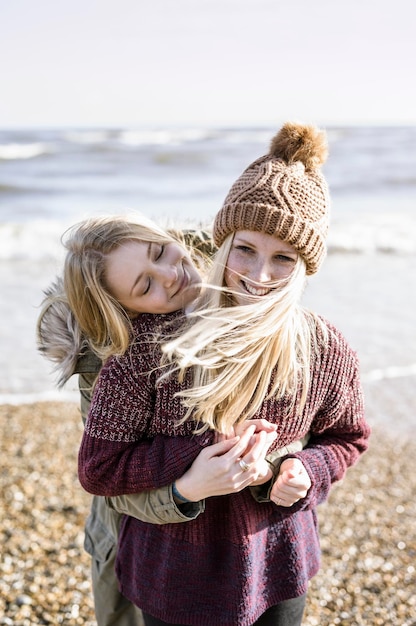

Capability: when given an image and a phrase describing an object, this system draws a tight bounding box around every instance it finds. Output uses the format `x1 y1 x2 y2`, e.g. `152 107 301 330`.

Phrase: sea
1 125 415 432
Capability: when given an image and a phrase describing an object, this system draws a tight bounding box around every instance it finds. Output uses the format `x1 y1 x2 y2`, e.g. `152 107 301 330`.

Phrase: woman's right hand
174 425 276 501
270 458 311 507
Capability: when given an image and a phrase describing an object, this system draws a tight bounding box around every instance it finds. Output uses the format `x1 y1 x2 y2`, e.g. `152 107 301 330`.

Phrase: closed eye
142 278 151 295
155 244 165 261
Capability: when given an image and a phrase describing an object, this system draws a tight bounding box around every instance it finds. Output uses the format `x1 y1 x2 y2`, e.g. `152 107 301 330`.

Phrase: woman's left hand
270 458 311 507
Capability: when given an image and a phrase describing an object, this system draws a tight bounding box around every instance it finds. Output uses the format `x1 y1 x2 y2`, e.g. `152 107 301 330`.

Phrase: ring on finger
238 458 251 472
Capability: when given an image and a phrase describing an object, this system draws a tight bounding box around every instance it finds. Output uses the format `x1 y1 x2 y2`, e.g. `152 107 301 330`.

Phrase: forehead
112 238 147 253
234 230 295 252
105 239 150 276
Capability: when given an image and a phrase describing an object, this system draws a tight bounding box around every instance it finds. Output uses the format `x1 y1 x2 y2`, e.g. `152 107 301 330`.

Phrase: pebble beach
1 389 415 626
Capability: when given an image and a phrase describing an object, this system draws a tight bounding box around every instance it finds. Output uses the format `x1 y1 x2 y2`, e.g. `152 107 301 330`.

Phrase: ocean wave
328 214 416 254
0 221 68 261
0 142 52 160
105 128 271 148
2 127 416 197
118 128 219 147
0 127 289 153
63 130 116 145
362 364 416 382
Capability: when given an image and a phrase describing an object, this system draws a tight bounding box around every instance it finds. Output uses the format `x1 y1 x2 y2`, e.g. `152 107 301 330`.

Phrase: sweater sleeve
79 431 213 496
279 326 371 513
78 318 215 497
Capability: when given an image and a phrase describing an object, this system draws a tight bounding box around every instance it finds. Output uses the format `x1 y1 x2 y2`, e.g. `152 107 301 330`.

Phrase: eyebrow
129 242 151 296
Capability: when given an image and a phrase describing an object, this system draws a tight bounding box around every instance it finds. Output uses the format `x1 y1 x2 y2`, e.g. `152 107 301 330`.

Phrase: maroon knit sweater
79 311 370 626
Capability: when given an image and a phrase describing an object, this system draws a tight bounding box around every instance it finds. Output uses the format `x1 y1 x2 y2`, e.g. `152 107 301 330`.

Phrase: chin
183 286 200 306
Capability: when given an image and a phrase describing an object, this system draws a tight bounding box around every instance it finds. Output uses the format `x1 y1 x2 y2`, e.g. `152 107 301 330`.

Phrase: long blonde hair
63 214 207 361
163 234 327 434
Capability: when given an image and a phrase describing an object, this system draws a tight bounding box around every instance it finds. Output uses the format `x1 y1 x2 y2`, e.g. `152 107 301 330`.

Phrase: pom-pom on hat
213 122 330 275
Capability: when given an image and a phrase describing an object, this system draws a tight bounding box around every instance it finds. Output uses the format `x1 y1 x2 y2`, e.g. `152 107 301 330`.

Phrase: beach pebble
1 402 415 625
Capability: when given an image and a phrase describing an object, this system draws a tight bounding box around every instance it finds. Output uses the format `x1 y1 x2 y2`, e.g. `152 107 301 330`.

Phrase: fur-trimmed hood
37 277 101 387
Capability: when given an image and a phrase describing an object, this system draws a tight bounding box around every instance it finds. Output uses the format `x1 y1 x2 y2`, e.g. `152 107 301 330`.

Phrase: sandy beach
1 396 415 626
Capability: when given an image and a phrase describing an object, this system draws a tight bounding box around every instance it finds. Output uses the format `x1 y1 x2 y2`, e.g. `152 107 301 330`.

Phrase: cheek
153 290 170 311
225 254 246 285
274 265 295 281
137 290 169 314
224 266 238 289
181 285 200 307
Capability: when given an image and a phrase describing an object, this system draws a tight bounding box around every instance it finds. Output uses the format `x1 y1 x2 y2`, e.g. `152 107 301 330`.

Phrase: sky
1 0 415 128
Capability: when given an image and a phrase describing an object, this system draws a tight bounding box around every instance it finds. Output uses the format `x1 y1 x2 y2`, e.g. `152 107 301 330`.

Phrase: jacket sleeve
78 371 99 425
78 345 215 496
106 487 205 524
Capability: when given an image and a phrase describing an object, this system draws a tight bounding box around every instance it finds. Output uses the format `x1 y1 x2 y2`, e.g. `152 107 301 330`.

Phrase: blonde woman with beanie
79 123 370 626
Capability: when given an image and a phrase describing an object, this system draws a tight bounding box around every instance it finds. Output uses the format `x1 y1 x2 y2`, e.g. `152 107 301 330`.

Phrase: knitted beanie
213 122 330 275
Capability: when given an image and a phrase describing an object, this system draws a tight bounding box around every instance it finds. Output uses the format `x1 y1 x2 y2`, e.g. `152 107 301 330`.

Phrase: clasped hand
174 419 277 502
269 458 311 507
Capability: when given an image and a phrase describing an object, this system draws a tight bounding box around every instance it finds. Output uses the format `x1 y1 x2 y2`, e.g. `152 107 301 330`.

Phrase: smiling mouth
241 280 272 297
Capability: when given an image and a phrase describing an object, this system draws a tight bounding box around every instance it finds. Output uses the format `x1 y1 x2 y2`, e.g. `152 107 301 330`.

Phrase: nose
252 259 273 283
157 264 178 287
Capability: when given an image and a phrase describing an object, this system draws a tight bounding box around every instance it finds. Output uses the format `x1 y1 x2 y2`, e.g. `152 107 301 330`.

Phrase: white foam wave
0 221 68 261
362 364 416 382
118 128 217 147
63 130 113 145
329 213 416 254
0 142 50 160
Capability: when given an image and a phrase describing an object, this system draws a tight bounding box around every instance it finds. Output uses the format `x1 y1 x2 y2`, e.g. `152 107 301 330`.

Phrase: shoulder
75 349 102 374
313 314 360 375
131 310 186 337
99 310 186 379
129 310 187 353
